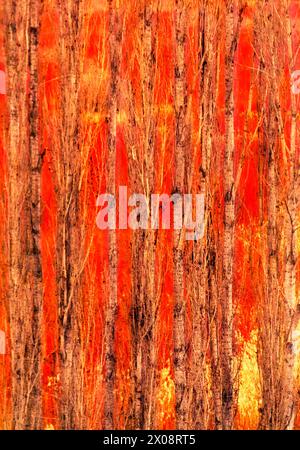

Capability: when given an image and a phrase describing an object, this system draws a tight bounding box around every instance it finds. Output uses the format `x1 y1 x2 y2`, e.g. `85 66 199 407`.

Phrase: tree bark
126 2 158 429
221 0 237 430
5 0 43 429
103 0 123 429
281 1 300 429
173 0 188 430
255 1 299 429
56 0 84 429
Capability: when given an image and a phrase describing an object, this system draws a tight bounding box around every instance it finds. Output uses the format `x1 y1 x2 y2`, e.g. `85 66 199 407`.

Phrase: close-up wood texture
0 0 299 430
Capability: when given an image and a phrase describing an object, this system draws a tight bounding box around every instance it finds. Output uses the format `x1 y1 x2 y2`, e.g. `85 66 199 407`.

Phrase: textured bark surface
5 0 43 430
186 1 217 429
126 2 158 429
173 0 188 430
221 1 236 430
2 0 300 432
255 0 300 430
55 0 84 429
281 2 300 429
103 0 123 429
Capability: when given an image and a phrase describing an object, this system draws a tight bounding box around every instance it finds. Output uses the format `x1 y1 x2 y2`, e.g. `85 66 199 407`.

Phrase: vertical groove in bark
5 0 43 429
173 0 188 430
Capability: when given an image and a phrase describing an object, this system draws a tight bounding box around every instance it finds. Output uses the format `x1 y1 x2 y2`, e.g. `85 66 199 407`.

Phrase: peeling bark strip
173 0 188 430
104 0 123 430
56 0 84 429
5 0 43 429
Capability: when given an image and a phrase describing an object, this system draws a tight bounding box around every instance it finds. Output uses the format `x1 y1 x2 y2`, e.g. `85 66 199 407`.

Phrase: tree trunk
221 0 237 430
187 3 216 429
173 0 188 430
5 0 43 429
126 2 158 429
56 0 84 429
103 0 123 429
281 1 299 429
255 1 299 429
